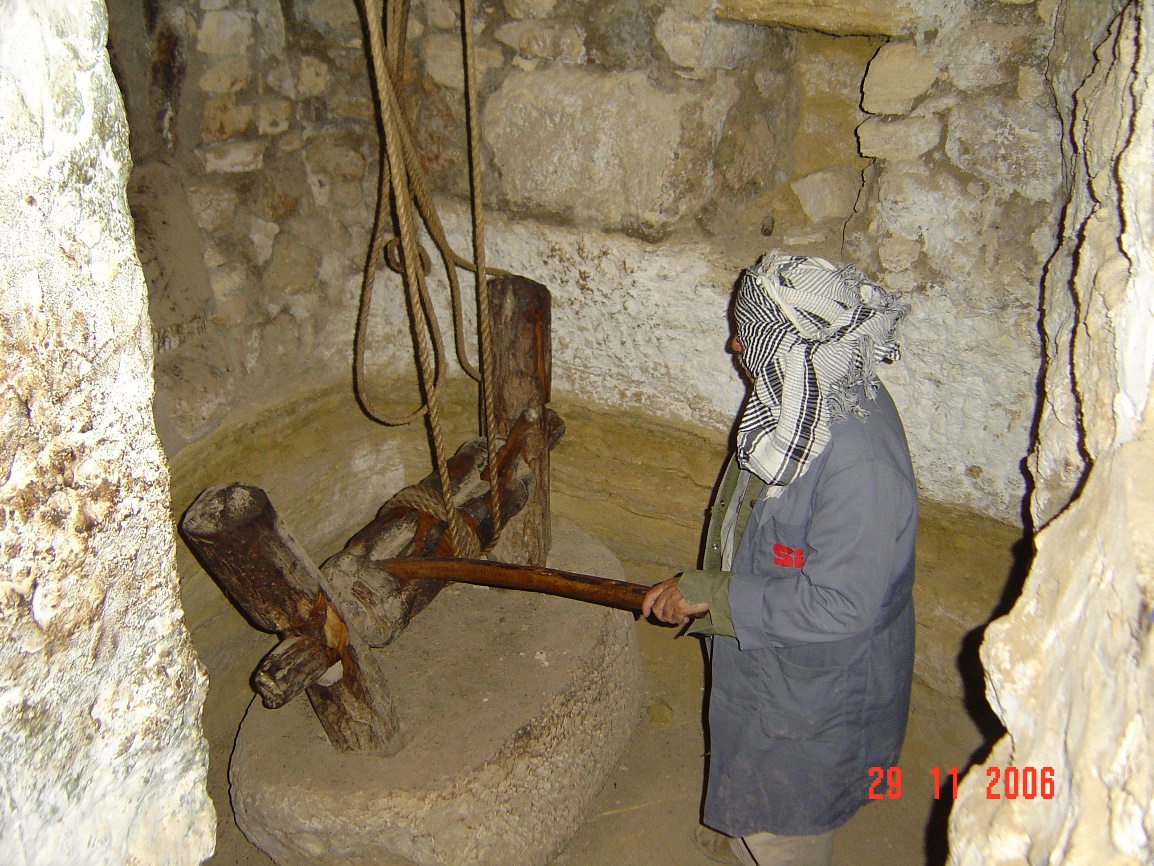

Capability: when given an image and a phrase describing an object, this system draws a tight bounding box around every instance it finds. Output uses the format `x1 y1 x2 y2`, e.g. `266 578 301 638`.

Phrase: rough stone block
483 67 736 237
944 24 1029 91
230 522 644 866
298 56 329 97
265 234 321 295
304 0 363 43
248 216 280 265
257 97 292 135
202 95 253 142
504 0 557 19
253 0 287 58
251 159 306 221
423 32 506 90
796 31 881 102
494 21 586 63
857 116 942 161
197 10 254 56
945 96 1062 202
790 165 862 222
655 7 761 71
187 182 240 236
862 42 939 115
428 0 458 29
716 0 921 37
306 133 366 182
199 58 252 94
197 139 267 173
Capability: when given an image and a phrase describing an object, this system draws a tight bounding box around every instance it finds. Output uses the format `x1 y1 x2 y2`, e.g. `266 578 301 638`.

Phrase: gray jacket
680 383 917 836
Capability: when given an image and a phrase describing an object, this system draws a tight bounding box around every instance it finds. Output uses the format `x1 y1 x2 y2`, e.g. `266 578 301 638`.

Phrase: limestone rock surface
856 116 942 161
862 42 939 115
0 1 214 862
950 4 1154 863
945 96 1063 202
790 165 861 222
494 21 586 63
715 0 922 36
654 4 763 71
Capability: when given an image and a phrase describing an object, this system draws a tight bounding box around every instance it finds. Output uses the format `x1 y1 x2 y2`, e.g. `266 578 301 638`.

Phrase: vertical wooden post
486 274 551 566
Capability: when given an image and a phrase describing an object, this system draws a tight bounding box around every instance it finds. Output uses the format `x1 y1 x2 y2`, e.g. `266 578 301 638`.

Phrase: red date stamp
868 766 1056 800
985 766 1055 800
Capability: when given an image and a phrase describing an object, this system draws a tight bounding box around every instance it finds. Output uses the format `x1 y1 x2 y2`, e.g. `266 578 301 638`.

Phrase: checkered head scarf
734 251 909 492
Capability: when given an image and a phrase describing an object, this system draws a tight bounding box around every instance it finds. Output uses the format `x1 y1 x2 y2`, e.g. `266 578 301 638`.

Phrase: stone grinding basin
169 381 643 865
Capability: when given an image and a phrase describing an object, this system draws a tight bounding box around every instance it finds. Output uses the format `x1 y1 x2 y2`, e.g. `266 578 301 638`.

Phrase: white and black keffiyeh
734 251 909 492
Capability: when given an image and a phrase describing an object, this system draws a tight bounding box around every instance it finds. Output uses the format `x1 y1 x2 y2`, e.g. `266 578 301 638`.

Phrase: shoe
693 824 740 864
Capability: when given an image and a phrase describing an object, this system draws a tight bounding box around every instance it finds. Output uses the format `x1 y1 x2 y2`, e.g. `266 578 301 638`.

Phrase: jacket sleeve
677 568 735 637
728 459 914 650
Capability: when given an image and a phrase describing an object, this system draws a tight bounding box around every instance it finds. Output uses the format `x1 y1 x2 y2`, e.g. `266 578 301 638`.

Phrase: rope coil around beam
387 486 483 559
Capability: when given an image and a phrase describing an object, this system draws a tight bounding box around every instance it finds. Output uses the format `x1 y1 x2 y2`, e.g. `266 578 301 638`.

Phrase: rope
388 485 483 558
360 0 470 555
461 0 502 537
355 0 507 553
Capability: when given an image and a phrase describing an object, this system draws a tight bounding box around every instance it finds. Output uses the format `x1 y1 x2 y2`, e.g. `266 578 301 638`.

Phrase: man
643 252 917 866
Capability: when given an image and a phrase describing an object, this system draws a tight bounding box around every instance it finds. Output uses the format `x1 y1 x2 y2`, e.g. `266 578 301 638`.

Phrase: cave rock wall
115 0 1067 522
950 0 1154 862
0 0 215 863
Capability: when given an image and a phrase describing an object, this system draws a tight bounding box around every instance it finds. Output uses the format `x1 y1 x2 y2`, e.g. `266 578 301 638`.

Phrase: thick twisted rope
359 0 470 554
388 485 483 559
461 0 501 535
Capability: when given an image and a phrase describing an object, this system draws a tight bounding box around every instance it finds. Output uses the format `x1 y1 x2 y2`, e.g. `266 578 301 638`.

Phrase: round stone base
229 519 644 866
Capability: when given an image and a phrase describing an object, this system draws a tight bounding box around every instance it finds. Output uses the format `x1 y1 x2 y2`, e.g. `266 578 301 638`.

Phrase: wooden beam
486 274 551 566
180 484 403 753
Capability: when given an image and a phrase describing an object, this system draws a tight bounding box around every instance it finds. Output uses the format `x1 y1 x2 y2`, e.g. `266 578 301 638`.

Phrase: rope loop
389 486 484 559
383 237 433 276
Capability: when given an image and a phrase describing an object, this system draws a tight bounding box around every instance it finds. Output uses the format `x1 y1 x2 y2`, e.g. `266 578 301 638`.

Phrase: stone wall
107 0 1075 522
0 0 215 862
950 0 1154 862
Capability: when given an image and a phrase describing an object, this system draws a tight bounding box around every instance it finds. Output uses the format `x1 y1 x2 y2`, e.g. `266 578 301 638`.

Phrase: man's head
732 251 909 489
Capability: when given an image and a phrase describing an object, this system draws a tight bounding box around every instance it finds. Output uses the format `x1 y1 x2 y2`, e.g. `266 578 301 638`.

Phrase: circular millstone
229 519 644 866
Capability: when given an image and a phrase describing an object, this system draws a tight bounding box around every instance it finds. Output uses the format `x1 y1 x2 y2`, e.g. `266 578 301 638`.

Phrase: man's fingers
642 582 666 617
643 577 677 618
642 577 710 627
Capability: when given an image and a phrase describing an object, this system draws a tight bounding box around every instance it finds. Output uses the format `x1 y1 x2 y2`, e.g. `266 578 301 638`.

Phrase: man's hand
642 576 709 626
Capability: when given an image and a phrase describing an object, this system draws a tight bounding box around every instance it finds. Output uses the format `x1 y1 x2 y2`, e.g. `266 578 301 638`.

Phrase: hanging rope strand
386 0 411 71
353 11 449 427
460 0 502 536
356 15 493 401
361 0 472 555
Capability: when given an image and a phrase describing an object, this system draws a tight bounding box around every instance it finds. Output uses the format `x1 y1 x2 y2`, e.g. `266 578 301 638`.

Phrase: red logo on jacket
772 543 805 568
